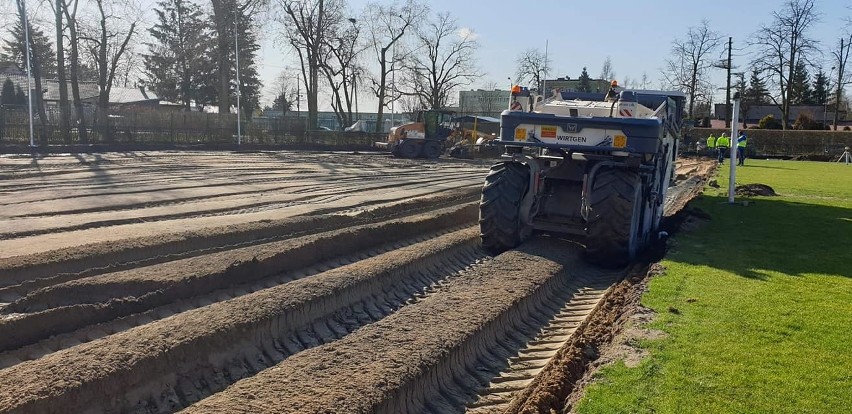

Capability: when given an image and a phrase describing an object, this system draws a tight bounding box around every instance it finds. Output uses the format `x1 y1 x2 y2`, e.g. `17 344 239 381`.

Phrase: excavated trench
0 152 714 414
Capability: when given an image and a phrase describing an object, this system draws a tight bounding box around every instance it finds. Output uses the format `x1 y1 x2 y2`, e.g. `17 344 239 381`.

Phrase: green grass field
576 159 852 414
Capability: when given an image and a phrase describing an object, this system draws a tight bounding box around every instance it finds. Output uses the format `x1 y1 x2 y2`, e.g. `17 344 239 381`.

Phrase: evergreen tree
812 69 830 105
144 0 212 109
1 79 16 106
789 60 812 105
15 85 26 105
745 70 769 105
577 67 591 92
234 10 261 119
1 19 57 79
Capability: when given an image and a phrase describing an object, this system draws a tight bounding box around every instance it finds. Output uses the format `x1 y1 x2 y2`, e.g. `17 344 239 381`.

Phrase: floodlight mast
20 0 35 147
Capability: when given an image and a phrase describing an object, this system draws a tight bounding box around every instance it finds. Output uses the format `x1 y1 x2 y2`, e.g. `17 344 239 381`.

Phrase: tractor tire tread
585 169 640 267
479 162 529 254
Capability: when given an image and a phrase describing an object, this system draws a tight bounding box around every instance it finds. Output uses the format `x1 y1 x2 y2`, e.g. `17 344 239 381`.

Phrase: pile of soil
735 183 777 197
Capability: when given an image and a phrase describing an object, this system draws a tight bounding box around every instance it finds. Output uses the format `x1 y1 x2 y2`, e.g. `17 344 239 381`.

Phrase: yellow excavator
376 109 456 159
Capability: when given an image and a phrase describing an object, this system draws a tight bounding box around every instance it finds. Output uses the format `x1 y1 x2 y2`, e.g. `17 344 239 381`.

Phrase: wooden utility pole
834 38 846 131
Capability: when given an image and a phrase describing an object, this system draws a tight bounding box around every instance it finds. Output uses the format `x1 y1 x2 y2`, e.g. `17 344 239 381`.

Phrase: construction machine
479 83 686 267
376 109 455 159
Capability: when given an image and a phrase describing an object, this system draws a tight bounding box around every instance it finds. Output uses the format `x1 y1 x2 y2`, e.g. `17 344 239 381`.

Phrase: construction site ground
0 151 715 414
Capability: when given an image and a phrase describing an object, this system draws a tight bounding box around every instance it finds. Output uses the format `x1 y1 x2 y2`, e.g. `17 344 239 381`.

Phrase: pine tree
1 19 57 79
15 85 26 105
234 10 261 119
1 79 15 106
144 0 212 109
812 69 830 105
745 70 769 105
577 67 591 92
790 60 812 105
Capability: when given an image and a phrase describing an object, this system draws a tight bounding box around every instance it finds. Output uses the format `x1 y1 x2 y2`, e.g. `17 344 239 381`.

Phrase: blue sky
3 0 850 110
259 0 851 110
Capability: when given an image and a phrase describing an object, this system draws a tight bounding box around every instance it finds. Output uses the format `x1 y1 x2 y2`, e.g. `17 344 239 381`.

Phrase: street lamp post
234 4 241 146
348 18 358 123
17 0 35 147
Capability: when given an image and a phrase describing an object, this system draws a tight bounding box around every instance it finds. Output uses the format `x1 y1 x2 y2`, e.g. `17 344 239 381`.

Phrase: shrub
758 115 783 130
844 126 851 131
792 112 822 130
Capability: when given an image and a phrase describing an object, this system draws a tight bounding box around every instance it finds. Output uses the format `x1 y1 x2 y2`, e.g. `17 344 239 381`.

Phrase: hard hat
610 80 618 87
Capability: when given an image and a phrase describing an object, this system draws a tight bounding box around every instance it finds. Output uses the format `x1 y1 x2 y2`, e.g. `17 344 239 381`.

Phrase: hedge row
689 128 851 157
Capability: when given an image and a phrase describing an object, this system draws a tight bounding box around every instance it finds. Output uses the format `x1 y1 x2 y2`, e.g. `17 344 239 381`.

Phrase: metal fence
0 106 382 148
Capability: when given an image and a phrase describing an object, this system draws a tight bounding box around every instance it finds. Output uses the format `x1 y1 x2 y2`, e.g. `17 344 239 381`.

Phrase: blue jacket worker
737 133 747 166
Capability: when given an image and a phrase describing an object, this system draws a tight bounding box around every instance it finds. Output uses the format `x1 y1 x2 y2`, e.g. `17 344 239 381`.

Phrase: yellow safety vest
716 136 729 147
707 136 716 148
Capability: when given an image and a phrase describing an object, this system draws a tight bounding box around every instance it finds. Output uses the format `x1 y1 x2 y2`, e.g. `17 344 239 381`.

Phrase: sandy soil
0 152 715 414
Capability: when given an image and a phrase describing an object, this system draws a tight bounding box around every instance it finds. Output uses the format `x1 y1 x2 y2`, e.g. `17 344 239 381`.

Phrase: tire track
0 227 486 414
0 189 480 293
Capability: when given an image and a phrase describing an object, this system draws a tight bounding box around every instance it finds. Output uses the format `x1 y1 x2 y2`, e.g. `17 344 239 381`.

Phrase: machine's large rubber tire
479 162 530 254
422 141 442 159
585 168 642 267
397 140 420 158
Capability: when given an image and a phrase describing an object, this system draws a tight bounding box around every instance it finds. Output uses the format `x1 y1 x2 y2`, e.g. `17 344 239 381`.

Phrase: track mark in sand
0 228 486 414
0 188 480 292
0 204 477 353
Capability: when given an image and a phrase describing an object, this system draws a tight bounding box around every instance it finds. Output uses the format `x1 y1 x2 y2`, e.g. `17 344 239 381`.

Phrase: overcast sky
2 0 850 111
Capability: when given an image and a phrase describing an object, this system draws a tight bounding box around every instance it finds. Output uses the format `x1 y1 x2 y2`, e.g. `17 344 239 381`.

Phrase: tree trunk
97 3 111 142
65 10 87 144
833 38 845 131
374 55 387 132
211 0 231 117
54 0 71 144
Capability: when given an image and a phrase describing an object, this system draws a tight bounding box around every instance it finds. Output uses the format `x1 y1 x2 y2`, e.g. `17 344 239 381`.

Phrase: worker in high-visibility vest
737 132 747 166
706 134 716 156
715 133 729 164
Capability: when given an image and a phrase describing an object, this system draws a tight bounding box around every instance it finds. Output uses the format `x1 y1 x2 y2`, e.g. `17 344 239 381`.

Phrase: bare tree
319 15 364 128
271 70 299 114
83 0 138 141
278 0 341 130
599 56 616 81
53 0 72 143
639 71 651 89
475 80 500 116
401 12 480 110
62 0 88 143
514 48 550 91
662 19 722 119
362 0 427 132
751 0 820 129
830 28 852 130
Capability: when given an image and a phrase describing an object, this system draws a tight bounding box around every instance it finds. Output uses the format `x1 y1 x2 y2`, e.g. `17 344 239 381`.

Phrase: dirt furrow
0 204 478 352
0 168 477 221
0 228 484 414
177 238 585 414
0 177 482 259
0 224 477 370
0 187 480 288
0 175 480 240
